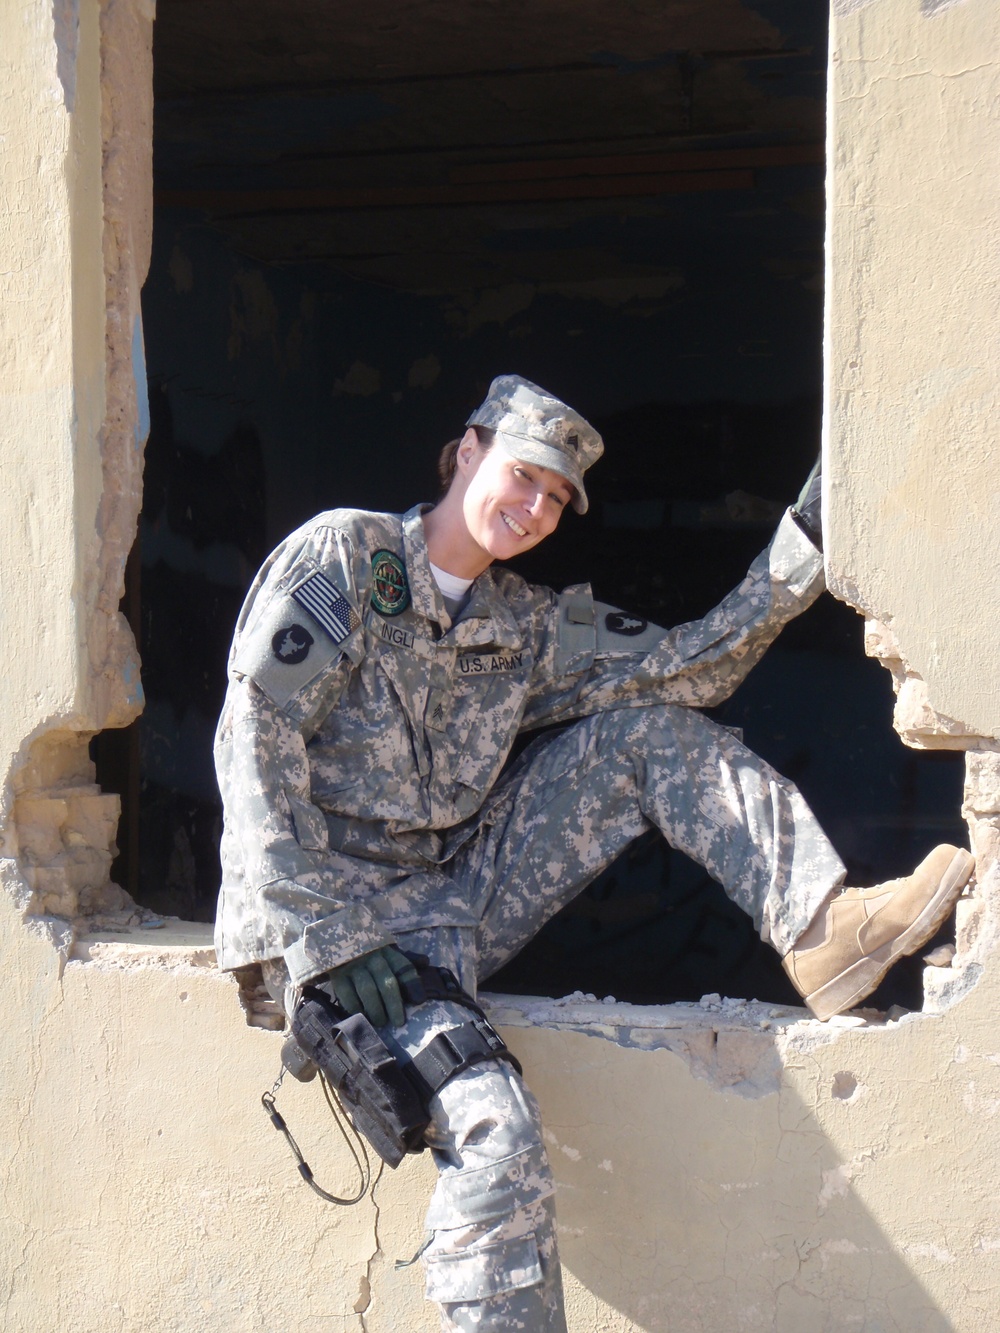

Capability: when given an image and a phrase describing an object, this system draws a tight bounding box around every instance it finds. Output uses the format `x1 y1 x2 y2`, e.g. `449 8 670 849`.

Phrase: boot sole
803 849 975 1022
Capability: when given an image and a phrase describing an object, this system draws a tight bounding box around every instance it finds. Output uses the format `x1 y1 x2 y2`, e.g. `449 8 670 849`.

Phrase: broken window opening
83 0 969 1015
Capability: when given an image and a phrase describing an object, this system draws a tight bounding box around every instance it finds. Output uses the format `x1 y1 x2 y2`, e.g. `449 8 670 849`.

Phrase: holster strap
401 958 467 1007
411 1016 522 1095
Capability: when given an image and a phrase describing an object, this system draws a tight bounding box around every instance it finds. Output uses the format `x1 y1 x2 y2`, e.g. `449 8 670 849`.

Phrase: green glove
323 945 419 1029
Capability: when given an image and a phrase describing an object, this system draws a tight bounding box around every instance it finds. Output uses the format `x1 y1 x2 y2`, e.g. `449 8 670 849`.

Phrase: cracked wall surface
4 909 1000 1332
823 0 1000 746
0 0 151 958
1 0 1000 1329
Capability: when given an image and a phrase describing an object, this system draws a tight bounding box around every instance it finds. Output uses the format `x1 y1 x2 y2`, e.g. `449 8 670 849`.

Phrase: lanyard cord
261 1068 382 1206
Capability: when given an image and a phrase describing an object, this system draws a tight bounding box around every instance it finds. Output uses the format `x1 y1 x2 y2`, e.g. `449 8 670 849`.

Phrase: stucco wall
0 0 148 937
2 0 1000 1330
824 0 1000 748
4 896 1000 1332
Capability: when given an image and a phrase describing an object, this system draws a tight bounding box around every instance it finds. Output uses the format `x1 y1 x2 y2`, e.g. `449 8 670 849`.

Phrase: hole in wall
91 0 966 1010
831 1070 859 1100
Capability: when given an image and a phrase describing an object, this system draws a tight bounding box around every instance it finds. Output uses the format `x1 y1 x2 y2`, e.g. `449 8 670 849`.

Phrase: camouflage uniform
215 494 842 1330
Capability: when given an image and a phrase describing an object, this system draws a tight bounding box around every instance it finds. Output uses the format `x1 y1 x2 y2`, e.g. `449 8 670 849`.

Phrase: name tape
365 609 528 675
367 610 416 650
456 651 528 675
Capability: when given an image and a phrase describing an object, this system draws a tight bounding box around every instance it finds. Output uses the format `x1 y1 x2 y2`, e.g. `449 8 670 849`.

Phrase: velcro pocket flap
426 1142 554 1228
424 1234 543 1303
593 601 668 654
285 792 329 851
553 584 596 676
233 580 362 715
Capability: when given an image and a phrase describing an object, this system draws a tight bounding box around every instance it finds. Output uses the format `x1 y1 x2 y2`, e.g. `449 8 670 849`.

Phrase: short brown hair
436 425 495 494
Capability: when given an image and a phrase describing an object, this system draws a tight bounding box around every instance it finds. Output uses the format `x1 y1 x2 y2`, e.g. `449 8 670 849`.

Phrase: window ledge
62 920 918 1098
68 918 216 969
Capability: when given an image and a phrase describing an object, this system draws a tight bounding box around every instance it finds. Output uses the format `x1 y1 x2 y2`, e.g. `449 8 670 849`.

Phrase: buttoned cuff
283 904 395 985
768 507 825 604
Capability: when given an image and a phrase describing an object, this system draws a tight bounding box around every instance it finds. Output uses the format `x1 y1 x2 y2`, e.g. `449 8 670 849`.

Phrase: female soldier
215 374 972 1332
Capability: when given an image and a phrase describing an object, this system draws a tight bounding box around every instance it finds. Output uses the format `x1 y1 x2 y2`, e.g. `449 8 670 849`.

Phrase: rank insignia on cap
290 571 361 644
466 374 603 514
371 549 411 617
605 611 648 636
272 623 314 665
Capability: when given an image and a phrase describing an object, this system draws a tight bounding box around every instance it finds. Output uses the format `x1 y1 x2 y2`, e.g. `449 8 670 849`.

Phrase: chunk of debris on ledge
479 993 891 1098
68 919 217 969
483 991 880 1032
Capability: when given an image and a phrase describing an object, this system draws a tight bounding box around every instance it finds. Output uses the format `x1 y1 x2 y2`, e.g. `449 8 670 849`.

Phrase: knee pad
427 1133 554 1232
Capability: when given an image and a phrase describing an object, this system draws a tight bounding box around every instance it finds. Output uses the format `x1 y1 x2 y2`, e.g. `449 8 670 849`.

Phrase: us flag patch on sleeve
290 570 361 644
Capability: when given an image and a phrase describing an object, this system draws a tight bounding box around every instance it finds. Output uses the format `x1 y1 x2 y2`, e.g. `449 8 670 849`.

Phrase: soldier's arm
215 519 394 987
520 506 824 728
217 678 394 986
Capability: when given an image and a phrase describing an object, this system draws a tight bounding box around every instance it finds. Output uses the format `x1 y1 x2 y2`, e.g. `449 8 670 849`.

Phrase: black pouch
291 987 429 1169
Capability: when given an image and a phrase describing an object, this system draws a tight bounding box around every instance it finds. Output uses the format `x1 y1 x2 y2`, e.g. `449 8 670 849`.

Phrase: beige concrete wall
2 0 1000 1330
0 0 101 750
4 902 1000 1332
0 0 149 934
0 0 147 749
824 0 1000 748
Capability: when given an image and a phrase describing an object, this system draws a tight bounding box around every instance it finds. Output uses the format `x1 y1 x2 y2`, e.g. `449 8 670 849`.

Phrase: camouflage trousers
454 700 847 982
351 704 847 1329
385 986 564 1333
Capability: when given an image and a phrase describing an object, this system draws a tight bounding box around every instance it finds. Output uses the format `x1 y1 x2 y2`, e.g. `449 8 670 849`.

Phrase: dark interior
95 0 966 1010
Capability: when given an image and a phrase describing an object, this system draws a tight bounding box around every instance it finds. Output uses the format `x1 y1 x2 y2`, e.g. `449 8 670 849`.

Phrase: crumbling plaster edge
822 572 1000 752
53 917 999 1102
0 715 102 833
0 859 76 971
0 0 154 950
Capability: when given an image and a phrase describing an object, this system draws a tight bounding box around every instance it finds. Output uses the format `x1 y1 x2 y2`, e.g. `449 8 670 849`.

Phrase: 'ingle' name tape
367 612 416 650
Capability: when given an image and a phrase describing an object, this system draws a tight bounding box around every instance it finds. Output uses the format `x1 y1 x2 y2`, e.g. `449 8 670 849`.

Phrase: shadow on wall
501 1024 959 1332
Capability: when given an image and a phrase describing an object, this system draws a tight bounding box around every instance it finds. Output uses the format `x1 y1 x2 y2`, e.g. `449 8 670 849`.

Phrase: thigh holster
286 960 521 1168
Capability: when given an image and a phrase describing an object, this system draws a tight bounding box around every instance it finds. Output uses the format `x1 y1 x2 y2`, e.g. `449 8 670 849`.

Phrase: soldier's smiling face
458 435 574 563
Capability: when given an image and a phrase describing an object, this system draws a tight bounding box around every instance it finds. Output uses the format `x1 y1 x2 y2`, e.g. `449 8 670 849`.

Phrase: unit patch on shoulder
605 611 649 637
290 570 361 644
371 549 410 617
272 623 314 665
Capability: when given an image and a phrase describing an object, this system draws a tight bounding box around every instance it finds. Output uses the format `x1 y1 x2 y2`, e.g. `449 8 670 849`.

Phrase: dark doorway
113 0 965 1008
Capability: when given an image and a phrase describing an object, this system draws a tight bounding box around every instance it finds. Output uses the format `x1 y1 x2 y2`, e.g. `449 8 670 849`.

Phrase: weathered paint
824 0 1000 743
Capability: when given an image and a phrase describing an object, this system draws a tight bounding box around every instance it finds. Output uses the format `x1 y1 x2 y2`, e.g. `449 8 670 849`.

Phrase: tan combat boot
783 844 975 1021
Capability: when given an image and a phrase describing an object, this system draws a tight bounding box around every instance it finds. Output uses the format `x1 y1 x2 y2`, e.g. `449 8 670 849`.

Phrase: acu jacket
214 503 823 985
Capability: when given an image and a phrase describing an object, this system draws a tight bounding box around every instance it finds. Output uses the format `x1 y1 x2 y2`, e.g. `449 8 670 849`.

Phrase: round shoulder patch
605 611 648 637
272 623 314 665
371 549 411 617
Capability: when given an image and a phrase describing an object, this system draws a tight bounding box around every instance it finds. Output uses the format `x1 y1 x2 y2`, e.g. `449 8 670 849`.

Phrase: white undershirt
429 561 474 619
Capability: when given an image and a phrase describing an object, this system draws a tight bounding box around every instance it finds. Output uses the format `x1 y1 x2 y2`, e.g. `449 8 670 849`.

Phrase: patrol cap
466 374 603 514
